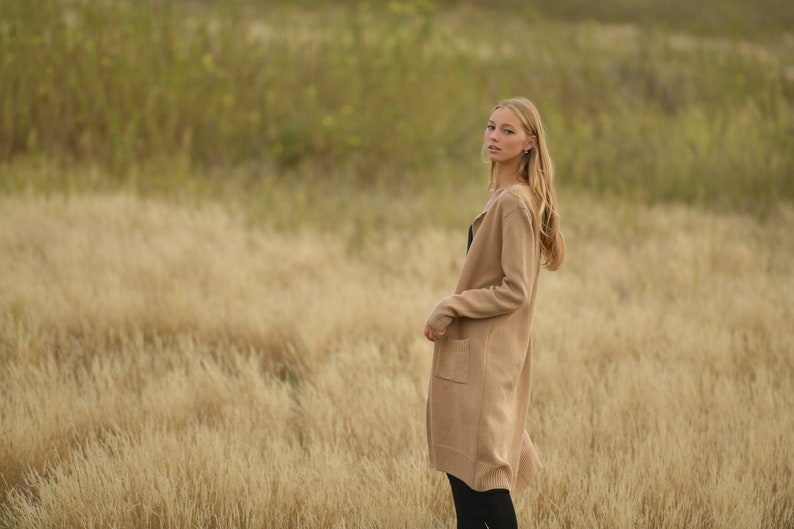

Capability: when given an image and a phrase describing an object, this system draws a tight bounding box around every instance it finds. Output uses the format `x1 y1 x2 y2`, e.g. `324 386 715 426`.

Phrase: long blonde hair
487 97 565 270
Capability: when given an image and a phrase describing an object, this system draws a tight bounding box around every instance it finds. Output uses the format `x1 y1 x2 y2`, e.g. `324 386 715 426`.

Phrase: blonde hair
487 97 565 271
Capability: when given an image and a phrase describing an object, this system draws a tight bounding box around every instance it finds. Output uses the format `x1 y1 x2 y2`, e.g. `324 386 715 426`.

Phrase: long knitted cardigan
426 183 543 494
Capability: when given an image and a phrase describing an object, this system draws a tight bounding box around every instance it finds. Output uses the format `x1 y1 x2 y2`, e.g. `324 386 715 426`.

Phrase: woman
424 97 565 529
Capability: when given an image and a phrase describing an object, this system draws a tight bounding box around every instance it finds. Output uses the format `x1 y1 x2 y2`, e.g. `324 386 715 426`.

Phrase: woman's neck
492 161 523 192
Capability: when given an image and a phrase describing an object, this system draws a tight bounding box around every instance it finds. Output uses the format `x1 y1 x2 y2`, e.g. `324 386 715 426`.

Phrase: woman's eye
486 125 495 131
504 129 514 135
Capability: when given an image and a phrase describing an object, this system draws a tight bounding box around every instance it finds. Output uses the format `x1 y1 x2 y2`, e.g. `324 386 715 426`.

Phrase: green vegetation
0 0 792 213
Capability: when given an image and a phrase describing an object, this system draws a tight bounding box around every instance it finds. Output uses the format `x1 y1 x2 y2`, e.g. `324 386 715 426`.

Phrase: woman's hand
424 323 446 342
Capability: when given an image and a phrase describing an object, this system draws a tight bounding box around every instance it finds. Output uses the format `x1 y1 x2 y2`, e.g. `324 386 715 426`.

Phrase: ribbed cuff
427 303 453 332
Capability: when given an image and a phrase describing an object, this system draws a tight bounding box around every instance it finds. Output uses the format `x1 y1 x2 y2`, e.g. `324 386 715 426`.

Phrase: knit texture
426 183 543 494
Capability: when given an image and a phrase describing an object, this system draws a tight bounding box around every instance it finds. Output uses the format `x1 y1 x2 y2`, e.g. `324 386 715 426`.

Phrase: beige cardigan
426 183 542 494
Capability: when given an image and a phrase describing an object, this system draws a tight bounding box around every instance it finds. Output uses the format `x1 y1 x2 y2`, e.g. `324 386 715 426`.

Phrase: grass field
0 192 792 528
1 0 793 527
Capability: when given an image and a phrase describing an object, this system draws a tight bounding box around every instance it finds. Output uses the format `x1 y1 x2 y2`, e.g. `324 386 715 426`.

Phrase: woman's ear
525 135 538 150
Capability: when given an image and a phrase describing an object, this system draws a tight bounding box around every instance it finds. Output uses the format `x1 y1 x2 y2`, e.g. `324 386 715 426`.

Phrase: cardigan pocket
433 338 470 384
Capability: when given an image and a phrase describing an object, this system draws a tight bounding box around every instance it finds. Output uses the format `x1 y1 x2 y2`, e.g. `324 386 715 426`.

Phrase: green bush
0 0 791 211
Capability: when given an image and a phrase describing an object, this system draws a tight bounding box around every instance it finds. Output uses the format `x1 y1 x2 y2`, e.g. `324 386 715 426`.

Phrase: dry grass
0 190 792 528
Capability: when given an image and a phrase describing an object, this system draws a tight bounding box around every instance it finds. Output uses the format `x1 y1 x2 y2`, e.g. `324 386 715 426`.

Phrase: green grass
0 0 792 214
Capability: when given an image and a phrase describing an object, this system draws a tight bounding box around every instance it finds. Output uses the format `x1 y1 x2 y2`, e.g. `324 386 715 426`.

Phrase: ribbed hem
430 442 542 496
429 445 475 483
475 463 513 492
513 443 543 496
429 445 512 492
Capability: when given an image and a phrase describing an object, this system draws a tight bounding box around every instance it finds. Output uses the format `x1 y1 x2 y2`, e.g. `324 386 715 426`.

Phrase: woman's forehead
488 106 522 127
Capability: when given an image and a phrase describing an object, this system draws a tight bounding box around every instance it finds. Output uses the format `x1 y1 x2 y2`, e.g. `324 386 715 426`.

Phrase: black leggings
447 474 518 529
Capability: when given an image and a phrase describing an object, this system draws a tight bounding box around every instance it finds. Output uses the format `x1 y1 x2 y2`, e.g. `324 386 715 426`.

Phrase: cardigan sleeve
427 204 536 332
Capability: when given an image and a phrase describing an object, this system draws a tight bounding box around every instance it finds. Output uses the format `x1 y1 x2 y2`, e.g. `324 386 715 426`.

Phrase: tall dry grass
0 189 792 528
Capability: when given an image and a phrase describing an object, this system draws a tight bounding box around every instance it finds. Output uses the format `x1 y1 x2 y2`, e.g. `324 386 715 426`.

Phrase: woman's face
484 107 534 164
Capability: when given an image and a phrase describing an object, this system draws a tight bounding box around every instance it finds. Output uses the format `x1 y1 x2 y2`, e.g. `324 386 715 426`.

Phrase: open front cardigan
426 183 542 494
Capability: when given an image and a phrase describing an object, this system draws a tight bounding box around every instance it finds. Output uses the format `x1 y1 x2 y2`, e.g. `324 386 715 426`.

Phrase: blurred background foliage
0 0 792 214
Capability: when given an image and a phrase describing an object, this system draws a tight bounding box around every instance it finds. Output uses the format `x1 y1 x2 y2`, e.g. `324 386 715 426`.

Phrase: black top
467 224 474 254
